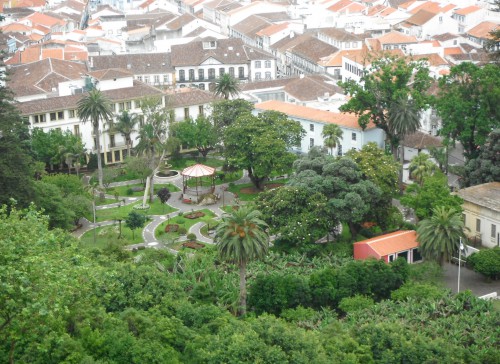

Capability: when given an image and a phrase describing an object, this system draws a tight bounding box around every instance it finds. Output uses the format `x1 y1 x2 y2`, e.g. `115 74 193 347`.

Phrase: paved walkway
74 168 250 253
442 262 500 297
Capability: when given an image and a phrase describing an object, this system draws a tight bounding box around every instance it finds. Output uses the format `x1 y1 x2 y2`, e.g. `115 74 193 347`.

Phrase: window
118 103 124 112
255 72 261 80
50 112 57 121
476 218 481 232
265 60 271 68
69 110 76 118
184 107 189 119
74 124 80 136
265 72 271 79
109 134 115 148
126 101 132 110
199 83 205 90
199 105 204 116
219 68 225 76
388 254 395 262
255 61 261 68
58 111 64 120
189 69 195 81
137 76 143 81
309 124 314 132
337 144 343 156
352 132 356 141
163 75 169 83
154 75 160 84
492 224 497 238
34 114 46 123
144 76 150 84
179 70 185 81
346 42 350 49
462 213 466 225
310 138 314 148
208 68 215 79
198 69 204 80
352 42 357 48
229 67 235 77
238 67 244 78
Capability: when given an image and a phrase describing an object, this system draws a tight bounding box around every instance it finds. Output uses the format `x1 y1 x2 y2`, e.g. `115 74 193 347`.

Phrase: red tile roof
454 5 481 16
254 100 374 130
354 230 419 257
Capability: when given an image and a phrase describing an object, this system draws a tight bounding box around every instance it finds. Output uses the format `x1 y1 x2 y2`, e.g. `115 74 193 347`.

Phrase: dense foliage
467 247 500 280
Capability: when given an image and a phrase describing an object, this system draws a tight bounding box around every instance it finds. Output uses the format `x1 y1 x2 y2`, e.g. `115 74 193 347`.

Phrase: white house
397 10 459 39
254 100 385 155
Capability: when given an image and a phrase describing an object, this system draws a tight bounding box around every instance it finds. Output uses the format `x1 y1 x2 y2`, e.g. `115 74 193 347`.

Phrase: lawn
169 157 225 170
107 183 180 198
95 198 177 222
227 179 287 201
95 198 119 206
80 222 144 249
155 209 217 239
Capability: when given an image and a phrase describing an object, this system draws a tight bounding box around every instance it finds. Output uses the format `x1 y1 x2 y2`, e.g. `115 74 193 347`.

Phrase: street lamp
458 238 464 293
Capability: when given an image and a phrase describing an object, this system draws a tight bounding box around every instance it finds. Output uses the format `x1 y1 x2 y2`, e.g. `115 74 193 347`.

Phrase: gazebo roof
181 163 216 177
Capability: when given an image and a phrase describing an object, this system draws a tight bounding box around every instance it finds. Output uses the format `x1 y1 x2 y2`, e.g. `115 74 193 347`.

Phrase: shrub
467 248 500 280
187 233 197 242
391 282 446 302
126 188 134 196
176 217 185 224
178 227 187 235
338 295 374 314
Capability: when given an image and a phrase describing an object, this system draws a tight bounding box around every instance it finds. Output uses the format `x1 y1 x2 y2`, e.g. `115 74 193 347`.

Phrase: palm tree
214 74 240 99
214 206 269 316
77 89 114 188
388 96 421 192
409 153 437 185
416 206 467 266
114 110 139 158
322 124 343 155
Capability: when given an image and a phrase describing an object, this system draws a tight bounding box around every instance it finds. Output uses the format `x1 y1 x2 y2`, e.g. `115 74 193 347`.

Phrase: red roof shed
353 230 422 263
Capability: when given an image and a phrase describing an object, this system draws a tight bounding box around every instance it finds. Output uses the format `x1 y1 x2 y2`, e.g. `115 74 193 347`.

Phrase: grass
169 157 225 170
107 183 180 198
155 209 216 239
79 222 144 249
227 178 287 201
95 198 119 206
492 299 500 312
95 198 177 222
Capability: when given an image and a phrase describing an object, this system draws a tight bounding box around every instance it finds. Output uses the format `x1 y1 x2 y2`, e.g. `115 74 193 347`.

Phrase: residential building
457 182 500 248
452 5 486 33
254 100 385 155
397 9 459 39
171 37 276 89
465 21 499 49
354 230 422 263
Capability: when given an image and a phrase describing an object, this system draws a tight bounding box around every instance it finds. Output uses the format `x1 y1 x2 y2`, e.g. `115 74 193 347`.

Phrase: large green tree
339 55 433 159
322 124 343 156
435 62 500 160
172 115 218 157
77 89 114 187
224 111 305 190
416 206 467 266
211 99 253 137
408 153 437 186
214 73 240 99
401 172 463 220
214 206 269 316
462 129 500 187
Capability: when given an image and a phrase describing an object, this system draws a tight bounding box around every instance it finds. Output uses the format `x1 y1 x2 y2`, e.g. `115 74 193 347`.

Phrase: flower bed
182 198 193 204
185 211 205 219
182 241 205 250
165 224 179 233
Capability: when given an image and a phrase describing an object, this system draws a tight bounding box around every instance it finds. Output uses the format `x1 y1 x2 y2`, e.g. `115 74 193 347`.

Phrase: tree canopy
224 111 305 190
462 129 500 187
172 115 218 157
436 62 500 160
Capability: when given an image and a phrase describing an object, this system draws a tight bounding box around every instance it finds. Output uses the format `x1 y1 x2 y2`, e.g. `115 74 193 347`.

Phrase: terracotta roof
376 31 418 44
88 68 133 80
165 13 196 30
181 164 215 177
165 88 219 107
433 32 459 41
354 230 419 257
23 12 66 28
457 182 500 212
91 53 173 74
256 22 288 37
411 53 448 66
254 100 373 130
317 27 362 42
232 15 271 38
409 1 441 15
289 37 338 63
454 5 481 16
405 9 437 26
467 21 499 39
402 131 442 149
444 47 462 55
398 0 417 10
327 0 353 12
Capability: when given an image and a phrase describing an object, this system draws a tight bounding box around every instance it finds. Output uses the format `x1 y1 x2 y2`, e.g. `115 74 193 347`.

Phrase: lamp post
458 238 464 293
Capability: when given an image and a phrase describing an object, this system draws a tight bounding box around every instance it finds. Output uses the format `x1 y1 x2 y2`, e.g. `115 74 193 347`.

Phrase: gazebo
181 163 216 203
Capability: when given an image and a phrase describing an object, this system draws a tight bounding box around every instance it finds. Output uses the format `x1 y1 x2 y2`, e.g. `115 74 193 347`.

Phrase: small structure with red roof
353 230 422 263
181 163 216 203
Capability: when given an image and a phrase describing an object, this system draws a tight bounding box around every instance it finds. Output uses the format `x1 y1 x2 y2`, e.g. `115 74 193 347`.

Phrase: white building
254 100 385 155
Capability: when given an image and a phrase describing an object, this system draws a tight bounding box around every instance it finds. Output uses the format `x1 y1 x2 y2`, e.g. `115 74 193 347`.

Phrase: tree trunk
94 123 104 187
398 142 404 194
348 221 358 240
247 168 266 191
238 261 247 317
9 340 15 364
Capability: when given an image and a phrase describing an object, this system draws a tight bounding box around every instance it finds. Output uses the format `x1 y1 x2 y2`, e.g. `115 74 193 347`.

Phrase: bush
467 248 500 280
391 282 447 302
176 217 185 224
178 227 187 235
338 295 374 314
187 233 196 242
126 188 134 196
